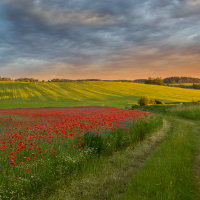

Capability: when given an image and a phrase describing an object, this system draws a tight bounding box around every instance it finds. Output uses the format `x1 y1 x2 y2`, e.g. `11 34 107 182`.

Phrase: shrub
138 95 150 106
149 99 156 105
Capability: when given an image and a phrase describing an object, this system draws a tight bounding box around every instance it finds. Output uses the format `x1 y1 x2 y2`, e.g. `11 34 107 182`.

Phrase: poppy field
0 107 162 199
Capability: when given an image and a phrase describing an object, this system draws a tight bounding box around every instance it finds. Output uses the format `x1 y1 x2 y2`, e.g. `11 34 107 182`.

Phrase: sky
0 0 200 81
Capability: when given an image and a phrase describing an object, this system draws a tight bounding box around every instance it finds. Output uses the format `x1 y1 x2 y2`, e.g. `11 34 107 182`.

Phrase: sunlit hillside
0 81 199 108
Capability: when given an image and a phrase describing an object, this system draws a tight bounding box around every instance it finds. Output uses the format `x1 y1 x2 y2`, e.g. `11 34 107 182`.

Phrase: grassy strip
194 135 200 200
121 117 200 200
131 102 200 120
167 103 200 120
20 115 163 200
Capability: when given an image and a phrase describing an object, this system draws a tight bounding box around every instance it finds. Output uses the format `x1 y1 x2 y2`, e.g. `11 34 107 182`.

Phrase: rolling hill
0 81 199 108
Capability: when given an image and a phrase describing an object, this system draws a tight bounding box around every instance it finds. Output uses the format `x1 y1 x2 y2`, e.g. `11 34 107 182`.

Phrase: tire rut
165 116 200 199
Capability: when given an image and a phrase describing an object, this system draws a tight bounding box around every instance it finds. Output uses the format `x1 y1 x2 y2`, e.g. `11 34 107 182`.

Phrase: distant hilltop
163 76 200 84
0 76 200 83
0 77 146 83
50 78 147 83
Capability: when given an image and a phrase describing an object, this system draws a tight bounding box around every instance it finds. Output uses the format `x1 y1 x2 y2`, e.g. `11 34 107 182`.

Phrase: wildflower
26 169 29 172
52 151 56 154
31 153 35 156
11 162 16 166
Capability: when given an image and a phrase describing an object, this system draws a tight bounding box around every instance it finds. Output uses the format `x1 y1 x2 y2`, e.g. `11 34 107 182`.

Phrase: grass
122 117 199 200
172 83 194 86
1 81 200 108
131 102 200 120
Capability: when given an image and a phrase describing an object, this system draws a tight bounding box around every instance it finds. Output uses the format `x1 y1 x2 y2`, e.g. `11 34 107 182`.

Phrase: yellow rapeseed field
0 81 199 108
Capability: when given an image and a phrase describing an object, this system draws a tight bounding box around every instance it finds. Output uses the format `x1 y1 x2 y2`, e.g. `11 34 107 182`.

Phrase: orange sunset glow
0 0 200 80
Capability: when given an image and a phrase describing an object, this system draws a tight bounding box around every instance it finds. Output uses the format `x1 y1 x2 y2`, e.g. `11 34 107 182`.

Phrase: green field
0 81 200 199
0 81 200 108
172 83 194 86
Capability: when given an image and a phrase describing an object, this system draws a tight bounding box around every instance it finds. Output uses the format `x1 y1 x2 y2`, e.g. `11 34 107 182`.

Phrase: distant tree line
145 77 164 85
163 76 200 84
0 77 39 82
133 79 147 83
15 78 39 82
0 77 12 81
144 76 200 90
0 77 142 82
1 76 200 86
50 79 139 82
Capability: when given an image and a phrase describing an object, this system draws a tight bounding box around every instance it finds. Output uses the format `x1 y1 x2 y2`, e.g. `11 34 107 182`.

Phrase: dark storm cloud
0 0 200 79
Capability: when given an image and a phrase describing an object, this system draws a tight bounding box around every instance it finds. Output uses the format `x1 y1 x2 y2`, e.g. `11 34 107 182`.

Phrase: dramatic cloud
0 0 200 80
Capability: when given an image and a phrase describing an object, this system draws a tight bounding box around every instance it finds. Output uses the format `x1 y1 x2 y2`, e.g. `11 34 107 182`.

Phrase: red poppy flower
11 162 16 166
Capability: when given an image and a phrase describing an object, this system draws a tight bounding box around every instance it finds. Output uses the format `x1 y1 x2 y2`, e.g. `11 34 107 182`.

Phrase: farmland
0 81 200 108
0 82 200 199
